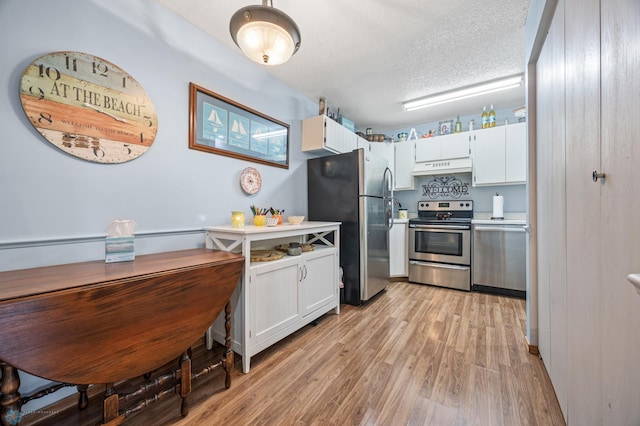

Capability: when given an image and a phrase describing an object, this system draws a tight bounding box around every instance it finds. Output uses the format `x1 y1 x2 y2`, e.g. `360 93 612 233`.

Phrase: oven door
409 224 471 265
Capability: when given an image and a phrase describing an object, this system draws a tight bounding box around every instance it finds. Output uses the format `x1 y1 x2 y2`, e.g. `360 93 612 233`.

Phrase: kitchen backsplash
394 173 526 215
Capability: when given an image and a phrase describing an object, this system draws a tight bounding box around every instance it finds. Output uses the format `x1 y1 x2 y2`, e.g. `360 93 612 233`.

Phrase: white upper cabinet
505 123 527 182
394 140 415 191
471 123 526 186
415 132 470 163
302 115 358 154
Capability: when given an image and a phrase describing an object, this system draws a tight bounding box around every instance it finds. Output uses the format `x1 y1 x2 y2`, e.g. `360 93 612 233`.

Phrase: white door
599 0 640 422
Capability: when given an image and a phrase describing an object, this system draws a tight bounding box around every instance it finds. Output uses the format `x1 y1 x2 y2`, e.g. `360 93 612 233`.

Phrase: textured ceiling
155 0 528 133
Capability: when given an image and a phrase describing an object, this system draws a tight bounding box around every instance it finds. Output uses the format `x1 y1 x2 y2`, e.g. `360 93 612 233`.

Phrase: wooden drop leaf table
0 248 244 425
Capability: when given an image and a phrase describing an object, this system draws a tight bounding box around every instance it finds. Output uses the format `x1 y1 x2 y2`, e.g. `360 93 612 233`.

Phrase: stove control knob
459 203 464 207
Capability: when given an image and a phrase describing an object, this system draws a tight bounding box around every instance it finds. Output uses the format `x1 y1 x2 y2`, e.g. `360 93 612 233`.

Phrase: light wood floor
30 281 565 425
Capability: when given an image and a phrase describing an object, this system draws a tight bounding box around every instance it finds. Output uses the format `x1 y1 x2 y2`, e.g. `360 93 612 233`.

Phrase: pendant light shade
230 1 301 66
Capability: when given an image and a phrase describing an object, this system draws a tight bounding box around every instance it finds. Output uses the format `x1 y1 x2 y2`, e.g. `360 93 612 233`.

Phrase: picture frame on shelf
188 82 289 169
438 120 454 136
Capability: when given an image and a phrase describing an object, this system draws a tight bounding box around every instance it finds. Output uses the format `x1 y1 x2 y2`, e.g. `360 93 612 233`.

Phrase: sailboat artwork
250 123 269 155
189 82 289 168
202 102 227 143
229 112 250 149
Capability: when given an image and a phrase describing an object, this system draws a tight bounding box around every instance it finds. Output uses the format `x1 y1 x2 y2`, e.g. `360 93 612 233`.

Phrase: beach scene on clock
19 51 158 164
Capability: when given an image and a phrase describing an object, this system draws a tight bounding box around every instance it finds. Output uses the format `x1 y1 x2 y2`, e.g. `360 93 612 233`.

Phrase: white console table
204 221 341 373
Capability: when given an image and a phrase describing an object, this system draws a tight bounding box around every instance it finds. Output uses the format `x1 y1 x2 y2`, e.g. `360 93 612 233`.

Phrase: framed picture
189 82 289 169
438 120 453 136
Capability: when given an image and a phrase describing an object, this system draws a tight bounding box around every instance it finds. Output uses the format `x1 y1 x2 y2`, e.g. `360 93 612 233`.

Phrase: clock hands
83 102 128 123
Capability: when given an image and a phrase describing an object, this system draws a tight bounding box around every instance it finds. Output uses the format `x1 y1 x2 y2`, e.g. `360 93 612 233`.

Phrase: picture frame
189 82 289 169
438 120 453 136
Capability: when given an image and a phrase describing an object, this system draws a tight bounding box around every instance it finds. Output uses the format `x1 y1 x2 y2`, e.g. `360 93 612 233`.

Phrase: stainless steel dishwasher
472 223 526 298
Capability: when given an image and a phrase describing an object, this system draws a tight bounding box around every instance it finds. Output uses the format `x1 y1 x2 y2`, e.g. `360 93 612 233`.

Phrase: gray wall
0 0 317 411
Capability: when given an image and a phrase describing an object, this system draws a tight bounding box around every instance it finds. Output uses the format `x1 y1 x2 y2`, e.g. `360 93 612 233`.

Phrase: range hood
412 157 473 176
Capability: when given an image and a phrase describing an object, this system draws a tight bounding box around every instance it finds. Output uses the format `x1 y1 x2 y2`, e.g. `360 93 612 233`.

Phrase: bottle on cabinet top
454 115 462 133
481 105 489 129
489 104 496 127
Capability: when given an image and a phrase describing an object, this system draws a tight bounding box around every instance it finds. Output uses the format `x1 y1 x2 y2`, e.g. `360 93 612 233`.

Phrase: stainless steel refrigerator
307 148 393 305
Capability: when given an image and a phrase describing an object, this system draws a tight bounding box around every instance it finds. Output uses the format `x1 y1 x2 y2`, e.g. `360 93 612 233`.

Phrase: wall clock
240 167 262 194
19 51 158 164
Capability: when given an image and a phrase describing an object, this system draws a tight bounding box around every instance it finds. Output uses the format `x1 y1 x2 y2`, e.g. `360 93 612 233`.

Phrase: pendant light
230 0 301 66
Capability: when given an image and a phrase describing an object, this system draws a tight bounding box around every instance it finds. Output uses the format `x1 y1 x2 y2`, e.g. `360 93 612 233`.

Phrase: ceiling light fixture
230 0 301 66
402 74 524 112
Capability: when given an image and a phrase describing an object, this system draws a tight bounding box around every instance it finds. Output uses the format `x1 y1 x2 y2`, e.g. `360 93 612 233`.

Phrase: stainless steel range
408 200 473 291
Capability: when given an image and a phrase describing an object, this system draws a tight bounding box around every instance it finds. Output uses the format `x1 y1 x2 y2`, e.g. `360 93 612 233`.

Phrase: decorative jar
253 214 266 226
231 211 245 228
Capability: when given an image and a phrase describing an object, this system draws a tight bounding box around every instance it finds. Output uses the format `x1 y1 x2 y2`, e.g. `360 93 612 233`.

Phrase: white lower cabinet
251 259 300 346
389 220 408 277
205 222 341 373
301 249 337 316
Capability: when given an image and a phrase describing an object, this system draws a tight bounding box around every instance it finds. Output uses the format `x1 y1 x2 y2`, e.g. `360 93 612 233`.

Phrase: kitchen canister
398 209 408 219
492 193 504 219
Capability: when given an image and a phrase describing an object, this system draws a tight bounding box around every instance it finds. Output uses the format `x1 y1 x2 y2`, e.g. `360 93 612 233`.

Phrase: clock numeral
93 147 105 158
38 64 60 81
123 144 132 155
140 133 144 144
38 112 53 125
65 56 77 72
143 116 154 127
29 86 45 100
122 77 127 89
92 61 109 78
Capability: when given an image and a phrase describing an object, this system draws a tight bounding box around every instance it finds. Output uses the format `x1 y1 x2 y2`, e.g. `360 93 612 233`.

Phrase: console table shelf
204 221 341 373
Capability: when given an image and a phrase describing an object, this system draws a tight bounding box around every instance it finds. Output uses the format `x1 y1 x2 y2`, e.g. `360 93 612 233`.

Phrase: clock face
240 167 262 194
19 51 158 164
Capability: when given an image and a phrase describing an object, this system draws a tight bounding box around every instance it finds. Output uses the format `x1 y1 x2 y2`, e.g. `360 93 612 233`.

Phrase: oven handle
409 260 470 271
410 224 470 230
474 226 526 233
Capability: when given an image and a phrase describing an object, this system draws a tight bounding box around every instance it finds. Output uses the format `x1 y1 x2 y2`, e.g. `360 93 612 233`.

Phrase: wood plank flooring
27 282 565 425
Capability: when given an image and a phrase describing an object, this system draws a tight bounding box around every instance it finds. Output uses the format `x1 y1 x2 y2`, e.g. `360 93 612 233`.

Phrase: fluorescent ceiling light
402 75 524 112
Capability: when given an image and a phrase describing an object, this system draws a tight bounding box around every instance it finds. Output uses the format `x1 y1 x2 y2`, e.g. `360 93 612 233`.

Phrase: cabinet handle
299 267 304 282
592 170 605 182
303 265 308 279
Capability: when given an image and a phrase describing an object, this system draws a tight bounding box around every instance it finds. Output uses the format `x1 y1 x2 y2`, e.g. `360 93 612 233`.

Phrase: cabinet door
301 249 337 317
367 141 394 167
472 126 506 186
389 222 408 277
440 132 470 159
394 140 415 190
250 259 300 345
325 117 357 153
415 138 441 162
505 122 527 183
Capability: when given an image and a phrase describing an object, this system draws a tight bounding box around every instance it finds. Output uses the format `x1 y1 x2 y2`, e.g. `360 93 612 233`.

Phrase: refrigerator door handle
383 167 394 230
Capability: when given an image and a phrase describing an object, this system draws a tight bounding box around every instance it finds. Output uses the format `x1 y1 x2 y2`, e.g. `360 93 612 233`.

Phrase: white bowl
287 216 305 225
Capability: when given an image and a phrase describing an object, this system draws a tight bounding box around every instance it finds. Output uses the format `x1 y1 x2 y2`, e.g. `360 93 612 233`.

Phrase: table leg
224 301 233 388
0 362 21 426
77 385 89 411
179 352 191 417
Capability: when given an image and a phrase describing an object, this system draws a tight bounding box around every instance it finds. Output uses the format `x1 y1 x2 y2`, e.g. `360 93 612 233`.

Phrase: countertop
472 212 526 226
393 218 409 224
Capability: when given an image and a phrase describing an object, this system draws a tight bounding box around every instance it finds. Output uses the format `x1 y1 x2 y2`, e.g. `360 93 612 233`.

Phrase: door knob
592 170 605 182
